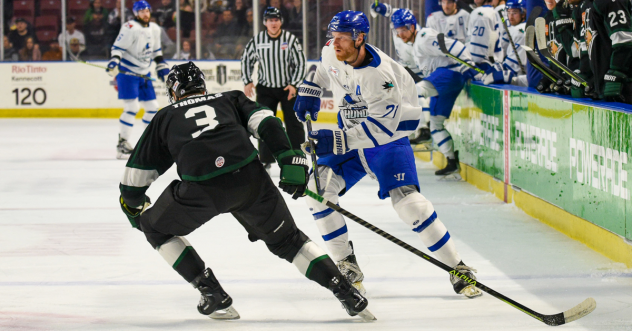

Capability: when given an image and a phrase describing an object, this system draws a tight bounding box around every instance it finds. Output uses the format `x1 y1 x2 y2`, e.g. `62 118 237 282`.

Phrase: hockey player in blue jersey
293 11 482 299
106 0 169 159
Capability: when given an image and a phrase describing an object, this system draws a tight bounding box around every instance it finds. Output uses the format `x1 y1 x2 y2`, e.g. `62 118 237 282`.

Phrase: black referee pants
256 84 305 163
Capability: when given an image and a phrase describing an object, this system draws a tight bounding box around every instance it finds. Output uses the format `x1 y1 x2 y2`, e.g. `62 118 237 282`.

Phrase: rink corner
415 150 632 268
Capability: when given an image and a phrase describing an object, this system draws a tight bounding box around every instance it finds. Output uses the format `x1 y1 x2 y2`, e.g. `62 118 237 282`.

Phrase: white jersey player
495 0 510 57
426 0 470 44
293 10 483 299
105 0 169 159
483 0 527 86
467 0 502 70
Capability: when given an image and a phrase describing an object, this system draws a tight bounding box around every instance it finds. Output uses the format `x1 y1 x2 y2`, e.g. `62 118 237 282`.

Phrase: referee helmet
263 7 283 23
165 62 206 104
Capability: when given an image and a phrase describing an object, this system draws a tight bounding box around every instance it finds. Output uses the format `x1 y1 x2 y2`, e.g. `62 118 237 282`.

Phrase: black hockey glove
119 195 151 229
603 70 629 101
276 149 309 199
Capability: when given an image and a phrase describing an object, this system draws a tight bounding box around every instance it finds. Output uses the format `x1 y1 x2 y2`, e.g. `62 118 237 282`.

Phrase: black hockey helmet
263 6 283 23
165 61 206 104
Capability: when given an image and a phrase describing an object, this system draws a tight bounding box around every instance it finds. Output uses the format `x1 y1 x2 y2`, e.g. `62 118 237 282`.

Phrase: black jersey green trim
181 150 259 181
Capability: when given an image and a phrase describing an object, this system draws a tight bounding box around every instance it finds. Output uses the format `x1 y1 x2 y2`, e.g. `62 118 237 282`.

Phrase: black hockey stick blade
527 6 543 27
437 33 485 74
534 18 588 86
405 66 423 83
525 26 565 83
304 189 597 326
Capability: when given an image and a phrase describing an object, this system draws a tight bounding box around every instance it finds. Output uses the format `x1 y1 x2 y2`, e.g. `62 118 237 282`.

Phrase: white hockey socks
393 191 461 268
305 168 352 262
119 99 140 141
141 99 159 126
430 115 455 159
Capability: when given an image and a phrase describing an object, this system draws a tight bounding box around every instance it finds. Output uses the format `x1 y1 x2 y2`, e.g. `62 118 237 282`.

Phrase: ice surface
1 119 631 331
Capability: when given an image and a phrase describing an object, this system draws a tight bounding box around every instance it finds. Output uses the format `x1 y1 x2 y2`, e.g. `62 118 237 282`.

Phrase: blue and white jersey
466 5 500 63
503 22 526 76
111 20 163 75
495 4 510 58
311 41 422 150
426 9 470 43
392 24 423 75
412 27 473 78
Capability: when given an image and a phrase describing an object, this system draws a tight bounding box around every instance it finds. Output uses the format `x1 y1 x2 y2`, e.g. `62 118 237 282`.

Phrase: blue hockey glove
308 129 348 158
370 2 392 18
294 81 323 122
156 61 170 82
106 57 120 77
119 195 151 229
482 64 514 85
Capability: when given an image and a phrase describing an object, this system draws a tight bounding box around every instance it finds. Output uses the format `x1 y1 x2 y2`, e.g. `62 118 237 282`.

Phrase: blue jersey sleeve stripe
361 122 379 147
112 45 127 51
322 225 348 241
397 120 420 131
470 42 489 49
437 136 452 147
153 48 162 53
448 40 458 52
506 57 519 65
428 231 451 252
456 47 465 58
412 211 438 233
313 207 335 220
471 53 486 58
121 58 139 67
367 117 393 137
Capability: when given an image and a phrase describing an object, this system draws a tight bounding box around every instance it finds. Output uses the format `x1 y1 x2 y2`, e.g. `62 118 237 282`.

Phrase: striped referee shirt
241 30 306 88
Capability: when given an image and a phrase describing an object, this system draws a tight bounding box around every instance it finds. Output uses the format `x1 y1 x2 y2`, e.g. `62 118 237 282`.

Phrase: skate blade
116 152 130 160
357 308 377 322
352 281 367 296
438 173 462 181
460 285 483 299
209 305 240 320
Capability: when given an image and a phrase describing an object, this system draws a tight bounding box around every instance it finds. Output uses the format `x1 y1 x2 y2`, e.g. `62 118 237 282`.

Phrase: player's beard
334 47 356 62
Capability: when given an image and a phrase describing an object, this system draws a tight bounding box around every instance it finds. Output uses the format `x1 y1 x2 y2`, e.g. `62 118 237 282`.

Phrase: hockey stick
304 188 597 326
305 114 323 195
77 59 157 81
436 33 485 74
534 17 588 87
524 26 566 90
498 8 526 74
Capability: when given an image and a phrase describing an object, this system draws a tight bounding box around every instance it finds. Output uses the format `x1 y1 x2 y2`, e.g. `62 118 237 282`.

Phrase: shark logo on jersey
382 81 394 91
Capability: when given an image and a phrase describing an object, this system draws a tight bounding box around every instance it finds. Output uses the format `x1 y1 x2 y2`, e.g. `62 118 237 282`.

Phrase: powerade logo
570 138 629 200
446 107 501 152
514 122 558 172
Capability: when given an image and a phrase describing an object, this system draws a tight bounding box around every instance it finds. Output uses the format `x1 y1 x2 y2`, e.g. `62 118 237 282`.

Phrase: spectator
42 39 63 61
287 0 302 35
203 0 229 13
210 9 242 58
107 0 134 26
84 0 109 25
156 0 176 28
84 11 109 57
172 39 194 59
240 8 254 38
178 0 195 37
68 38 84 60
233 0 249 26
150 16 176 57
19 37 41 61
59 17 86 59
3 36 19 61
8 18 36 52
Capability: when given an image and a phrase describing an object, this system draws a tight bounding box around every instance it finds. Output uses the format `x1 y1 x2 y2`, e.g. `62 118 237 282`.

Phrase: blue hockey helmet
506 0 526 13
133 0 151 16
390 8 417 30
327 11 370 40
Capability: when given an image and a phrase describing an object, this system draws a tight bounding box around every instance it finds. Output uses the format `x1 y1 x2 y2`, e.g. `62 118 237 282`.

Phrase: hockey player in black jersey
118 62 375 321
541 0 577 92
586 0 632 103
570 0 595 98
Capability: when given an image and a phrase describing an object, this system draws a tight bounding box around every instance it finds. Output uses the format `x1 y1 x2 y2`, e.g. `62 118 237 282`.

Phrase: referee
241 6 306 169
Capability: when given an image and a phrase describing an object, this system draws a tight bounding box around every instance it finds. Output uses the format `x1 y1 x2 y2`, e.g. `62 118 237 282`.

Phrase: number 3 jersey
120 91 274 199
311 41 422 150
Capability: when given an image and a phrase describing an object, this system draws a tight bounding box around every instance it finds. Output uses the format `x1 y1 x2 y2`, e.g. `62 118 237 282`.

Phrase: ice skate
330 276 376 321
336 241 366 295
116 134 134 159
435 150 460 178
450 261 483 299
193 268 240 320
409 127 432 144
